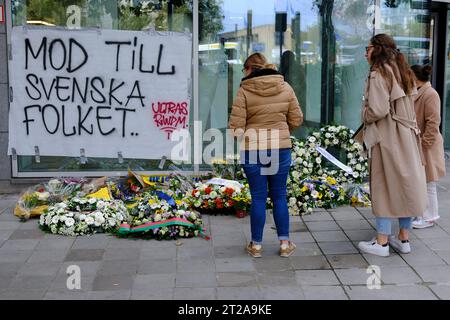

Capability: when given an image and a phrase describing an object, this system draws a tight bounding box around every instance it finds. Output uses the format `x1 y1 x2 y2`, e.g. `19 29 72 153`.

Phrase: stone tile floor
0 162 449 300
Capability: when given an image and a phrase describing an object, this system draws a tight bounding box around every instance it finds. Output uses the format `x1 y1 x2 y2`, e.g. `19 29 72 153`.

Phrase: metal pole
193 0 199 173
168 0 173 30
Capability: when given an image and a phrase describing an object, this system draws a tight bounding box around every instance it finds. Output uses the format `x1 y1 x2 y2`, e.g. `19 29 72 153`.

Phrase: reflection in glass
333 0 371 131
199 0 323 156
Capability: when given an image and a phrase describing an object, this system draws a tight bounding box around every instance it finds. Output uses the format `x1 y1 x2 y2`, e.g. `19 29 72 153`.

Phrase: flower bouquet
14 179 82 220
117 191 208 240
287 177 347 215
39 197 128 236
346 183 371 207
188 180 251 216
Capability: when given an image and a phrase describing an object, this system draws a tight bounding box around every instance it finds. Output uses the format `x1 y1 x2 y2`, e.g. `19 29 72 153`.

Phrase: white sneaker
358 238 390 257
412 218 434 229
389 236 411 254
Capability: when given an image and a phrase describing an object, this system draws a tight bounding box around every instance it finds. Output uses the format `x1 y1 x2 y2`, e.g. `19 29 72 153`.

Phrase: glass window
10 0 193 174
379 0 433 66
198 0 323 154
332 0 372 131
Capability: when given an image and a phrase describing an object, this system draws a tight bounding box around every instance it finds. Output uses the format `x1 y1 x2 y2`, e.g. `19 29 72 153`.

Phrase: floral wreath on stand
288 125 369 215
295 125 368 184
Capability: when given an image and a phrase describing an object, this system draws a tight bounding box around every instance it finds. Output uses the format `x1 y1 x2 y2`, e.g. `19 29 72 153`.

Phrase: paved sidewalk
0 162 449 300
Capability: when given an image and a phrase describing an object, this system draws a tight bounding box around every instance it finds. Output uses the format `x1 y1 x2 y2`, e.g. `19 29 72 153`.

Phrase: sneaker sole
389 246 411 254
246 250 262 258
358 244 389 257
279 252 294 258
412 224 434 229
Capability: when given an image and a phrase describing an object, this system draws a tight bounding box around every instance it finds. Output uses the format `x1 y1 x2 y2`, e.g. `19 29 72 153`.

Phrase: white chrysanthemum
85 216 95 225
97 200 105 208
315 157 322 164
308 136 316 143
289 197 297 206
154 214 162 222
88 198 97 204
79 214 87 221
51 216 59 224
65 218 75 227
39 215 46 225
355 164 362 171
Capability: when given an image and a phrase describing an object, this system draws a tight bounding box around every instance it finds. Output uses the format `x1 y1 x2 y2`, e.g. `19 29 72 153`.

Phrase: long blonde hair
244 53 277 71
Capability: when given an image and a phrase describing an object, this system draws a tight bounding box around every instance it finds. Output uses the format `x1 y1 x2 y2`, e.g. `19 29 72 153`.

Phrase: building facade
0 0 449 191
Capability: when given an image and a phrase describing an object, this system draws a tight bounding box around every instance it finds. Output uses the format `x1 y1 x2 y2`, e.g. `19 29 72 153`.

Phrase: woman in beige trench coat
357 34 427 257
411 65 446 229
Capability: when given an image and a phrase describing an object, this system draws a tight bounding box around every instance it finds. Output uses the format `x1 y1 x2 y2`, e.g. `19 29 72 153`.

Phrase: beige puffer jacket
228 69 304 150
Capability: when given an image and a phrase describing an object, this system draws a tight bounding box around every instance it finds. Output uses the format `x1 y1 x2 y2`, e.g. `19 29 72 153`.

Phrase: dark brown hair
369 34 415 94
411 65 432 82
244 53 277 71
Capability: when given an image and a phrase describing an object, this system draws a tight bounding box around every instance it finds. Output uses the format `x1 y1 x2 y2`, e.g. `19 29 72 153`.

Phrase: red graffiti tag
152 101 189 139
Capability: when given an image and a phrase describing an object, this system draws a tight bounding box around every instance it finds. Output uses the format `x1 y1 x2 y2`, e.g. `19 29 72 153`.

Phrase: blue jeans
241 148 291 244
376 217 412 235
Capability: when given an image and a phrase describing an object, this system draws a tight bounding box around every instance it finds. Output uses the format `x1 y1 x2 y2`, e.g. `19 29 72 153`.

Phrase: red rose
38 187 45 193
205 187 212 195
192 189 199 197
228 200 234 207
225 188 234 196
215 198 223 209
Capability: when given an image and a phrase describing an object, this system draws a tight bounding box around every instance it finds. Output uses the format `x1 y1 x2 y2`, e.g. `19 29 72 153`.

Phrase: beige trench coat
414 82 446 183
361 68 427 218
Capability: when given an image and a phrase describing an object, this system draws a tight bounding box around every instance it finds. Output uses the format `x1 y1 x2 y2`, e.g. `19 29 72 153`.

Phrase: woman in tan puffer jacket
229 53 303 258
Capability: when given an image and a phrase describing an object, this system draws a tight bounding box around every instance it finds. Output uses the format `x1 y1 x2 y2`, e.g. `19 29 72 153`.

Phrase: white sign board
8 26 192 160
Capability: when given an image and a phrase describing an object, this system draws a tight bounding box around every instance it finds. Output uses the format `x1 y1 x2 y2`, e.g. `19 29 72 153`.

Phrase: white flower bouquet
39 197 127 236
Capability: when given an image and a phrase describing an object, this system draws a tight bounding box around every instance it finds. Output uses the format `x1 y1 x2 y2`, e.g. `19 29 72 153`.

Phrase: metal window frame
7 0 201 178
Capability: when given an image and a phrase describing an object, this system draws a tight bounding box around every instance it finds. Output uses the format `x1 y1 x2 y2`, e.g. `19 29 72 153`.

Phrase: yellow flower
318 192 323 199
211 158 227 165
326 177 336 185
301 185 308 192
351 196 358 203
148 199 157 205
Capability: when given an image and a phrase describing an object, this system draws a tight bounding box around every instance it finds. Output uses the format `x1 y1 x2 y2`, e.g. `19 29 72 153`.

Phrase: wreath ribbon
118 217 210 240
